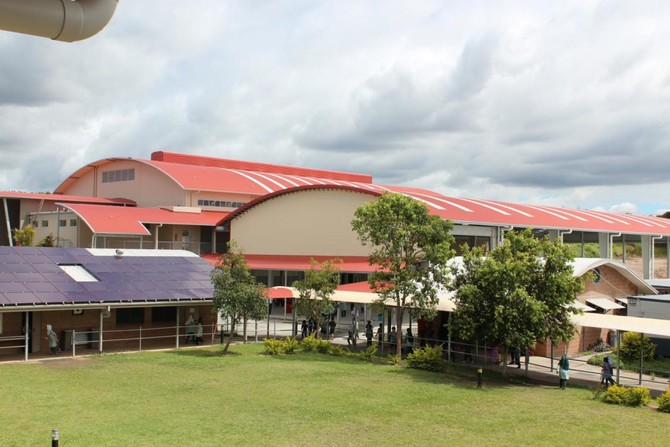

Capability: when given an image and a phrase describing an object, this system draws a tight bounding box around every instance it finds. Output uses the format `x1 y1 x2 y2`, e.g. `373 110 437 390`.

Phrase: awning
332 281 456 312
572 313 670 338
203 254 375 273
585 297 625 311
267 286 299 299
573 301 596 312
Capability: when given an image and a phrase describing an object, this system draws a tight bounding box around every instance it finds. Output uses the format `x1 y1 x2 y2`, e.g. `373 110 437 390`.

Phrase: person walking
601 357 615 387
376 323 384 353
558 354 570 389
46 324 59 355
404 328 415 357
365 321 374 347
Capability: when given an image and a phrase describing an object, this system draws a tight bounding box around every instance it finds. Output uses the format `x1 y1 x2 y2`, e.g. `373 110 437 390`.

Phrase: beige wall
581 265 639 298
231 189 375 256
62 161 186 207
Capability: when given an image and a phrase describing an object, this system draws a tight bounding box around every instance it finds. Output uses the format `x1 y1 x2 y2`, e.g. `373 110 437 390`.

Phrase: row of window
197 199 246 208
38 219 77 228
102 168 135 183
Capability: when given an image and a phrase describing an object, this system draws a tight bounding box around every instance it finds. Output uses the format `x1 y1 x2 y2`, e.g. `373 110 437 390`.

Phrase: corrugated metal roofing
53 153 670 238
201 254 375 273
0 247 214 308
0 190 135 206
59 203 225 235
572 313 670 337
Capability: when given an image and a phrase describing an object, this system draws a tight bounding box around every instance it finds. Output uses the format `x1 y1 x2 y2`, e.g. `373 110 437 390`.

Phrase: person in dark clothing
365 321 374 347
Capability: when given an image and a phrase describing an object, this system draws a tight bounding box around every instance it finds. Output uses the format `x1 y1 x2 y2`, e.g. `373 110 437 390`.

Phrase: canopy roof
572 313 670 338
58 203 225 236
202 254 375 273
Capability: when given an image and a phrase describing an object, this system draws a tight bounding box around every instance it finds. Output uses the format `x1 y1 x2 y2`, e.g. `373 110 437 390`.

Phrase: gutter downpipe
558 229 573 244
154 223 163 250
3 198 12 246
0 0 118 42
609 232 622 260
496 225 513 248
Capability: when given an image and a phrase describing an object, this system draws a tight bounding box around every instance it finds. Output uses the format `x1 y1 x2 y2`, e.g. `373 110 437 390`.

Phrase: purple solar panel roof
0 247 213 307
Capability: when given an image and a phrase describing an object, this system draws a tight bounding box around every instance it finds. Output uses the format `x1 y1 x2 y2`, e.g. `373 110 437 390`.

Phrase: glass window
116 308 145 325
59 220 66 227
152 306 177 323
41 220 48 227
69 219 77 226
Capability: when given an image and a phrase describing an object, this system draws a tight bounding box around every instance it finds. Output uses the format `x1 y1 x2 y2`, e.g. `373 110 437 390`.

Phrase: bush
262 338 285 355
620 332 656 361
406 345 446 372
300 335 332 354
602 384 651 407
282 337 299 354
358 343 378 362
657 389 670 413
262 337 299 355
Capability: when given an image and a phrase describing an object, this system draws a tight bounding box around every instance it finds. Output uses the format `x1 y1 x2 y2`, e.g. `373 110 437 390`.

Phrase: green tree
13 224 35 246
211 241 268 354
451 229 582 372
37 234 56 247
619 332 656 361
352 192 455 357
293 259 341 339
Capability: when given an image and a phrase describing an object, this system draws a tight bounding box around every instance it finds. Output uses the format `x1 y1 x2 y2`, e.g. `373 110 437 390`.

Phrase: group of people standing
184 315 204 345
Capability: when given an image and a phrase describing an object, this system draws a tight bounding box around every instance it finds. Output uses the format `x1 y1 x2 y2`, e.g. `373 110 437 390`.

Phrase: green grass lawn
1 344 667 447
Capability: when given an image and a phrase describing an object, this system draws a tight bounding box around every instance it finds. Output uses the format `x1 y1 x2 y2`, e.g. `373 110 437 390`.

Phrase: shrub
602 384 651 407
657 389 670 413
282 337 299 354
262 338 285 355
301 335 332 354
358 343 378 362
620 332 656 361
262 337 299 355
406 344 446 372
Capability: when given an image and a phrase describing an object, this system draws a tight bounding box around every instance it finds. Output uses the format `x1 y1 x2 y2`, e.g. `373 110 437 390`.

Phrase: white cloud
0 0 669 215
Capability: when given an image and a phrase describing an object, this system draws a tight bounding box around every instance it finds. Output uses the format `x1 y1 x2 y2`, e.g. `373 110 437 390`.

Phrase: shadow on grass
166 346 241 358
265 348 537 392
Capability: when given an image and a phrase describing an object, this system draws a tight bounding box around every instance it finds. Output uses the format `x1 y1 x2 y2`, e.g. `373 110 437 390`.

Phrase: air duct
0 0 118 42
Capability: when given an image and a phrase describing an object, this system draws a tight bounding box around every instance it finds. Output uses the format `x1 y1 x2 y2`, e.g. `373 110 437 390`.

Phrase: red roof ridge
151 151 372 183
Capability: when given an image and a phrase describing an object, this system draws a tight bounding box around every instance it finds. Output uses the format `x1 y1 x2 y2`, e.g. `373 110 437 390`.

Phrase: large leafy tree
293 259 341 339
352 192 455 357
451 229 582 371
211 242 268 354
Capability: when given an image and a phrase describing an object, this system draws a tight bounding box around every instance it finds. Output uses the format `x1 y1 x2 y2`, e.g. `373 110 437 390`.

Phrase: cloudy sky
1 1 669 215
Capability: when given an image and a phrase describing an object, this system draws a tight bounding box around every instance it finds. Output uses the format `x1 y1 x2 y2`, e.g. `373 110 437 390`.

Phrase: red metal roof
201 254 375 273
52 153 670 238
219 184 670 237
59 203 226 235
0 190 135 205
152 151 372 183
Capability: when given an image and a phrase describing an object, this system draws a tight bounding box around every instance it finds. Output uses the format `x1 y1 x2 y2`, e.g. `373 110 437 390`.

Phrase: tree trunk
501 346 508 376
223 319 236 354
395 306 404 358
243 316 248 343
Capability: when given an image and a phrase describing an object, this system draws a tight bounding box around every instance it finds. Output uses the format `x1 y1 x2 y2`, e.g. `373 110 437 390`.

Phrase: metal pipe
3 198 12 246
0 0 118 42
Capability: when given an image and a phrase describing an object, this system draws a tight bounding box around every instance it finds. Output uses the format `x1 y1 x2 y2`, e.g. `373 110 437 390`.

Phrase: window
69 219 77 226
59 220 66 227
102 168 135 184
116 308 145 325
41 220 48 227
152 307 177 323
593 267 601 284
196 199 245 209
